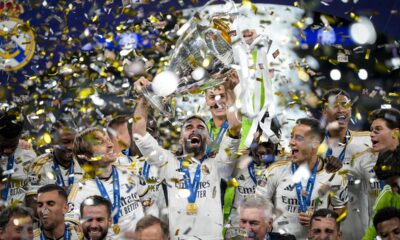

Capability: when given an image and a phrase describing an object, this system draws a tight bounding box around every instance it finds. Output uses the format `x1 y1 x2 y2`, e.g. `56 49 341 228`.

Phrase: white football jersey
256 160 348 240
135 159 167 218
229 155 267 221
0 147 36 205
134 132 240 240
324 130 371 240
66 166 149 239
27 152 83 195
351 148 381 218
115 153 131 165
33 223 82 240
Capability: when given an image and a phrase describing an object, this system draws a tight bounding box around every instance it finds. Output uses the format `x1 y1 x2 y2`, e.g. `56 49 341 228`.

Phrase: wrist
227 128 241 139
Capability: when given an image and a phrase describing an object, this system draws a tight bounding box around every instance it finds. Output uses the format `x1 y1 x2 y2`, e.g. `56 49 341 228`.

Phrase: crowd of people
0 73 399 240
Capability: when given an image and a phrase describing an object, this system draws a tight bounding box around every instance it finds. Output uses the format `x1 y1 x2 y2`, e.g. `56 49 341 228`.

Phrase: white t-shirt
134 132 240 240
323 130 371 240
256 160 348 240
28 152 83 195
1 146 36 205
66 166 150 239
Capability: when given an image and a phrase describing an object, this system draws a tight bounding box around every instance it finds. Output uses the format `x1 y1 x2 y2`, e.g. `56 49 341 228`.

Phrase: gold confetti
43 132 52 144
365 49 371 60
337 208 348 222
78 87 95 99
227 178 239 187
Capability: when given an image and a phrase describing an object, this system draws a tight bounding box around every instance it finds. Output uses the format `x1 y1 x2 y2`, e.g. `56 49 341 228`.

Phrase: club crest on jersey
0 1 35 71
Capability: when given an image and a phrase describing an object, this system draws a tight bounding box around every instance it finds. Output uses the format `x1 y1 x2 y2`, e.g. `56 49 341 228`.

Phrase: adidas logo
284 184 295 191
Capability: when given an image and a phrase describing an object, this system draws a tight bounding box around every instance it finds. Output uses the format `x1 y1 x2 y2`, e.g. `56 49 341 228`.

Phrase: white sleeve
133 132 173 180
65 183 87 225
213 135 240 179
255 167 277 201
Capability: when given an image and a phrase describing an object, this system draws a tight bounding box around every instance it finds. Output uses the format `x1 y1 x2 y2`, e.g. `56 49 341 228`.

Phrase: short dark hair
51 119 77 136
374 147 400 181
0 206 34 229
80 195 112 218
310 208 340 230
0 108 23 139
37 184 68 202
107 115 129 129
135 215 169 237
183 115 207 128
373 207 400 229
369 108 400 130
296 118 325 143
322 88 351 107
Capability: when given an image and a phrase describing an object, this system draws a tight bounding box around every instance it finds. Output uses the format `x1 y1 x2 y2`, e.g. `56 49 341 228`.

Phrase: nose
240 222 252 231
289 137 296 147
317 233 330 240
89 220 99 228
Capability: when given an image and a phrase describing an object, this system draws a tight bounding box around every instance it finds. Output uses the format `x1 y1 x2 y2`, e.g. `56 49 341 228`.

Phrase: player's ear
392 128 399 140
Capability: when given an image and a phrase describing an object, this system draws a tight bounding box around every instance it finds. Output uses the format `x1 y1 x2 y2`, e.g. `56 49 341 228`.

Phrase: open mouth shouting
371 139 379 150
291 148 299 158
188 134 202 148
335 115 348 125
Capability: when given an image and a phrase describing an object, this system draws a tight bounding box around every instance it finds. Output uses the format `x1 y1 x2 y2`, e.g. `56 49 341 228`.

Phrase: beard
83 225 108 240
183 135 207 156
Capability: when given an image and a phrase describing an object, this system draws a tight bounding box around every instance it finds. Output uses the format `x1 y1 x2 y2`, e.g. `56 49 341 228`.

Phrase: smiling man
27 120 83 204
321 88 372 240
80 195 112 240
67 128 154 239
256 118 348 240
349 107 400 240
132 77 241 239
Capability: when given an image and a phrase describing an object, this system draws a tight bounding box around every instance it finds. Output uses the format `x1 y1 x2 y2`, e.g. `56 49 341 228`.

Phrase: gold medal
186 203 198 215
113 224 120 234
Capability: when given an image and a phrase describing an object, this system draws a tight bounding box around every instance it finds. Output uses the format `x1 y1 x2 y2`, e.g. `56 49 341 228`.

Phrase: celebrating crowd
0 72 399 240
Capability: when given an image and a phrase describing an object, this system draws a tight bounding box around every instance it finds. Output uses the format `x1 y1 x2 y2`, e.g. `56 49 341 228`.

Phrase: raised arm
132 77 151 137
225 85 241 139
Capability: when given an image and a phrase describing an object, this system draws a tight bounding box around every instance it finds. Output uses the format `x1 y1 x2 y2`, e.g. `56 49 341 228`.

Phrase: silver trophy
142 0 239 117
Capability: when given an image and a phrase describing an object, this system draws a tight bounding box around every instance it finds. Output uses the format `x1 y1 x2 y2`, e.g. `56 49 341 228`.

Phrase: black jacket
270 232 297 240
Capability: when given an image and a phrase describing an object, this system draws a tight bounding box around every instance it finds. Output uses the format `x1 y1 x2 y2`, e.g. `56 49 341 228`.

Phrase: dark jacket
270 232 297 240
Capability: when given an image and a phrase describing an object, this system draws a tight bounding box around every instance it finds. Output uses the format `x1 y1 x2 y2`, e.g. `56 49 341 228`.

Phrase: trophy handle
142 86 173 118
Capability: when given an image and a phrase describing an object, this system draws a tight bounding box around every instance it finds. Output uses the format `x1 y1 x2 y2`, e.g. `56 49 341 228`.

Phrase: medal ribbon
122 148 133 163
248 161 257 185
291 161 319 212
142 162 151 179
53 156 74 187
40 224 71 240
326 129 350 162
1 154 14 201
180 156 207 203
207 120 229 155
95 167 120 224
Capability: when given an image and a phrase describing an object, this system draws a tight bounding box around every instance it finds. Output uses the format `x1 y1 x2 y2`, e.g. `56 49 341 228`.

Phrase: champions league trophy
141 0 239 117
